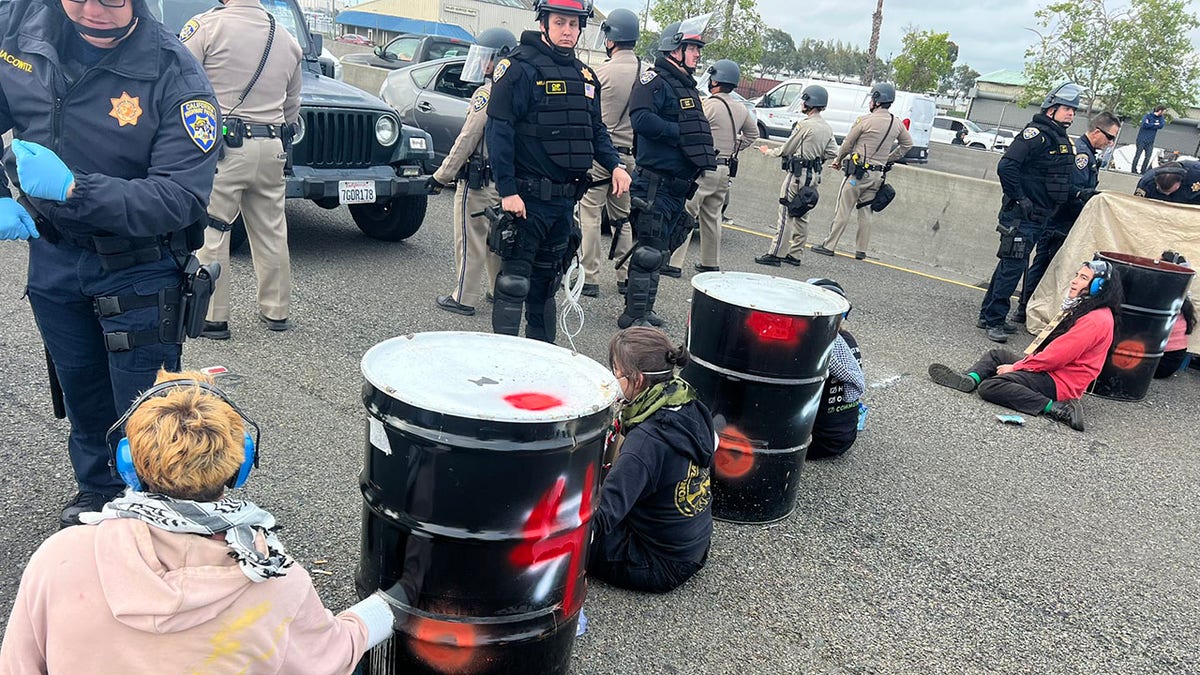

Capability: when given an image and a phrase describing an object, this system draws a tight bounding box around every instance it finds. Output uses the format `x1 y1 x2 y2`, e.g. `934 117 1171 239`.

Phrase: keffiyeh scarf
80 491 292 582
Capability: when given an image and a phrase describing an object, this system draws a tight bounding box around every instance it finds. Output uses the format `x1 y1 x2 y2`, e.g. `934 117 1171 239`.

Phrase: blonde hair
124 370 246 501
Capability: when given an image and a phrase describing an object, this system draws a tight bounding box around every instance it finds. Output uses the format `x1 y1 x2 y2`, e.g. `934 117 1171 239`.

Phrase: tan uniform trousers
820 171 883 254
578 157 634 285
448 180 501 308
200 137 290 323
671 164 729 269
767 174 812 258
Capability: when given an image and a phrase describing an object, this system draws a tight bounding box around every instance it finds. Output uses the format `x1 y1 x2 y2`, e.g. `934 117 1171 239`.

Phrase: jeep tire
349 195 427 241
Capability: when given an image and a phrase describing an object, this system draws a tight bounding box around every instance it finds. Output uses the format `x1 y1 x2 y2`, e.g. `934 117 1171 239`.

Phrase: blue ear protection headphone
807 277 851 318
1084 259 1111 296
106 380 260 492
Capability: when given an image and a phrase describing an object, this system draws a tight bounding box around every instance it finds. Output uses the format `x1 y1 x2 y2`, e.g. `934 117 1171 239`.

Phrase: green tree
940 64 980 101
761 27 796 77
647 0 765 68
891 29 957 92
1022 0 1199 117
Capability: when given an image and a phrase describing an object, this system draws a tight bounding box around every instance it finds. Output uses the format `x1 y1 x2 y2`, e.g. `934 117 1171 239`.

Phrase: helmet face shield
461 44 499 83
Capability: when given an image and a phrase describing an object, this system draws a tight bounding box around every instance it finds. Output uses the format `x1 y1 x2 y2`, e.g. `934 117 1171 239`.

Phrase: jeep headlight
291 115 306 145
375 114 399 147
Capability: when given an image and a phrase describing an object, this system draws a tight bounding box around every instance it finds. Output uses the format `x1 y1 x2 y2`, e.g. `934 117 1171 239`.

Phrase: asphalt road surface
1 191 1197 674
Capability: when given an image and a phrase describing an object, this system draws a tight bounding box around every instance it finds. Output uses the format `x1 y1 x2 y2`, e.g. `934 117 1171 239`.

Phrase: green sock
967 372 981 384
1043 401 1054 413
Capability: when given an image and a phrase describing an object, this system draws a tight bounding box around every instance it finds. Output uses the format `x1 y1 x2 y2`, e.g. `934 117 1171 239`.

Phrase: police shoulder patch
1075 154 1089 170
179 19 201 42
493 59 510 81
640 70 657 84
1134 187 1146 197
472 91 489 112
181 100 218 153
1022 127 1040 140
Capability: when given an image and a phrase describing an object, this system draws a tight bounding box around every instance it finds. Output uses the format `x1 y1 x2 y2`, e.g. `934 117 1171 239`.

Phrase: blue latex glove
0 197 38 240
11 139 75 202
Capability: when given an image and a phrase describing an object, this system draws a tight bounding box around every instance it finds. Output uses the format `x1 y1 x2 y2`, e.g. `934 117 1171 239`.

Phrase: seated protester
928 260 1122 431
590 327 716 593
1134 160 1200 205
806 278 865 459
1155 251 1196 378
0 370 398 674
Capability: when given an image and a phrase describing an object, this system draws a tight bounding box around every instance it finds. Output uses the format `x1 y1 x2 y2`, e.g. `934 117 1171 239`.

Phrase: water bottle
856 401 868 431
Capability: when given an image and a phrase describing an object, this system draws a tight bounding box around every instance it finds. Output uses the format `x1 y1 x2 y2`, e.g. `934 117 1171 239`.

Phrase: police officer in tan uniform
669 59 757 272
576 8 639 298
426 28 517 316
181 0 302 338
755 85 837 266
812 82 912 260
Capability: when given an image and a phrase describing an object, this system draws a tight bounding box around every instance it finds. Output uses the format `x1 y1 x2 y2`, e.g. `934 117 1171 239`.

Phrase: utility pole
864 0 883 85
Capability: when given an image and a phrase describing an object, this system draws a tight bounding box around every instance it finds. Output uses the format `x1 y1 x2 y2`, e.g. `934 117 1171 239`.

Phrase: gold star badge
109 92 142 127
1192 181 1200 193
581 68 593 82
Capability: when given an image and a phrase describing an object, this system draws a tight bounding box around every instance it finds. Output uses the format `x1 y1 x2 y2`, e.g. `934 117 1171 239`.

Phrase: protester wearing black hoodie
590 327 717 593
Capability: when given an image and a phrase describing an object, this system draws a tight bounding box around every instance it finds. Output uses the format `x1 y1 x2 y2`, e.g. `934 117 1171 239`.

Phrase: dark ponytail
609 327 689 388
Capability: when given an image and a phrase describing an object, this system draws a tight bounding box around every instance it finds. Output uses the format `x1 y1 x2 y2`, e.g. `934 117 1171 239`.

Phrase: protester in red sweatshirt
928 260 1123 431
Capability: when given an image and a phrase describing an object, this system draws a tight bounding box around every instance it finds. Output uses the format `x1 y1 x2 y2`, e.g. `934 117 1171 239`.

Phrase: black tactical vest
1023 115 1074 207
511 47 595 175
653 58 717 173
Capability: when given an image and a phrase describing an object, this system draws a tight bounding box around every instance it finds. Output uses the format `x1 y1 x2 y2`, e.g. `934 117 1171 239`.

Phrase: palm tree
864 0 884 85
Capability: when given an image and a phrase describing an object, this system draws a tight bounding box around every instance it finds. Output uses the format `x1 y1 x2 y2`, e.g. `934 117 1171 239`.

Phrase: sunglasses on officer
66 0 128 7
1097 127 1117 142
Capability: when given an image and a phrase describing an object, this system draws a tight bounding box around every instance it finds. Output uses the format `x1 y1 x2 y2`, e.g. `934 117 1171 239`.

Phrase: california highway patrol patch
493 59 509 81
181 100 218 153
1022 127 1040 140
179 19 200 42
472 92 489 112
640 70 657 84
1076 154 1089 170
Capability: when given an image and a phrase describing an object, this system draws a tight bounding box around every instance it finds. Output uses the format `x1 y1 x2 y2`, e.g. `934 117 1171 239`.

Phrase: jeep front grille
300 109 375 168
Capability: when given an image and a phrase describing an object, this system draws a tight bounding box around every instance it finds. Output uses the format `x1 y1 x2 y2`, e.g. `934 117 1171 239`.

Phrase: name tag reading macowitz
683 272 849 525
356 331 618 675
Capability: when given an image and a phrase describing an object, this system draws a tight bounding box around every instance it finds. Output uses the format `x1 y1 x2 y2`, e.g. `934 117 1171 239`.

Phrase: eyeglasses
66 0 128 7
1098 127 1118 142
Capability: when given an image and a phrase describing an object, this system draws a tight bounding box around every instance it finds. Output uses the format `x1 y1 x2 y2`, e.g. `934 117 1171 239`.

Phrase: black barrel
681 272 850 524
1089 252 1195 401
356 332 618 675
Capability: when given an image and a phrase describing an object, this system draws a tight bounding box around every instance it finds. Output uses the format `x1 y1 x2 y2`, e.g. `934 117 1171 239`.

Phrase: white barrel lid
691 271 850 317
362 332 620 423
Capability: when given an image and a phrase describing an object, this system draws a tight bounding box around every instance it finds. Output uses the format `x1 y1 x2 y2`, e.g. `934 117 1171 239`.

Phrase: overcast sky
597 0 1200 77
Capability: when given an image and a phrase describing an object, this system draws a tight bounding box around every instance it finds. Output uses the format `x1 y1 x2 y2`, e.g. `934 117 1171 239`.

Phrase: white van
750 79 806 138
779 79 936 163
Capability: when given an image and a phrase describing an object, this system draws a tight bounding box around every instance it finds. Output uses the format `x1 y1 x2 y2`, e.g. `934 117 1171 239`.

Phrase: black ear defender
107 380 260 492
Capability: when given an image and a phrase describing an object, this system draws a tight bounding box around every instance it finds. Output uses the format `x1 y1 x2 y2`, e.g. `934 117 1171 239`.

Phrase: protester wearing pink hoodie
0 371 396 674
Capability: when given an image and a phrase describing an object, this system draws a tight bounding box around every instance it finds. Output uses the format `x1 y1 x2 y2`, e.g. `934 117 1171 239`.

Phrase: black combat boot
1044 399 1084 431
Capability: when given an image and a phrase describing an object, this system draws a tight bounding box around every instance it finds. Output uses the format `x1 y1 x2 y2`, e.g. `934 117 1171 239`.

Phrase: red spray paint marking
503 392 564 411
713 425 755 479
410 617 478 674
509 465 594 615
1110 339 1145 370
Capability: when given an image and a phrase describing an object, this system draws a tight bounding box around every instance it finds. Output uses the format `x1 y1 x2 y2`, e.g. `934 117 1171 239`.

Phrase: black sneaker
928 363 977 393
976 319 1019 334
754 254 783 267
60 491 117 529
810 245 835 257
616 281 627 295
1012 308 1027 323
694 264 720 272
200 321 230 340
660 265 683 278
436 295 475 316
258 313 290 331
1045 399 1085 431
645 311 665 327
783 255 803 266
580 283 600 298
986 325 1010 343
855 251 867 260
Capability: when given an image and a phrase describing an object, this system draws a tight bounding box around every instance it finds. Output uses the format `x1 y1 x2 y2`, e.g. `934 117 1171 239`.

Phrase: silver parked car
379 57 476 165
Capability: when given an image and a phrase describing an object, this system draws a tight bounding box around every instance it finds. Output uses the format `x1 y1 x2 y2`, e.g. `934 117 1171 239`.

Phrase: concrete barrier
343 62 389 100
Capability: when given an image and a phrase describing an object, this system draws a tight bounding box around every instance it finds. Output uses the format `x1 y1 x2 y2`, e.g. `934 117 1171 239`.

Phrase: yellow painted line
721 222 985 292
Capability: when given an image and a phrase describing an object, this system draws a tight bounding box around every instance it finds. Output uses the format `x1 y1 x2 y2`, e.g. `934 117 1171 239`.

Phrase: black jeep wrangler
158 0 434 242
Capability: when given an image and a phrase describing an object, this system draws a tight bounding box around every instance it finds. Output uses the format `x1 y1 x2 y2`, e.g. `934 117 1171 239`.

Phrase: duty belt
39 220 183 271
637 167 695 198
615 146 634 156
241 123 285 139
716 157 732 166
515 177 587 201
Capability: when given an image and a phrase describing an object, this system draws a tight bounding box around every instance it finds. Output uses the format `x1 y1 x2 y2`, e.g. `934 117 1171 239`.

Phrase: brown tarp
1027 192 1200 353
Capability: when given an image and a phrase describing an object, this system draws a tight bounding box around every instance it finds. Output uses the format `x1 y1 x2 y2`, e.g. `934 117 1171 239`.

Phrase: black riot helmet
658 20 706 52
707 59 740 89
869 82 896 106
534 0 595 29
600 8 639 44
800 85 829 110
461 28 517 83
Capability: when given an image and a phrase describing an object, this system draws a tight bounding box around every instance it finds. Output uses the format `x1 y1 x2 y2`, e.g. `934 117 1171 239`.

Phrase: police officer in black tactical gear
485 0 631 342
617 18 716 329
977 82 1081 343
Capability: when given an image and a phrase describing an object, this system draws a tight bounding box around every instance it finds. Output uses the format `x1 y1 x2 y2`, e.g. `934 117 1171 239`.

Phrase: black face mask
72 18 136 39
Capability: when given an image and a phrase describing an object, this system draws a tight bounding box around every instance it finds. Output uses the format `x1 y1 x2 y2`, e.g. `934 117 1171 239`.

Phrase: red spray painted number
503 392 564 411
510 465 594 615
